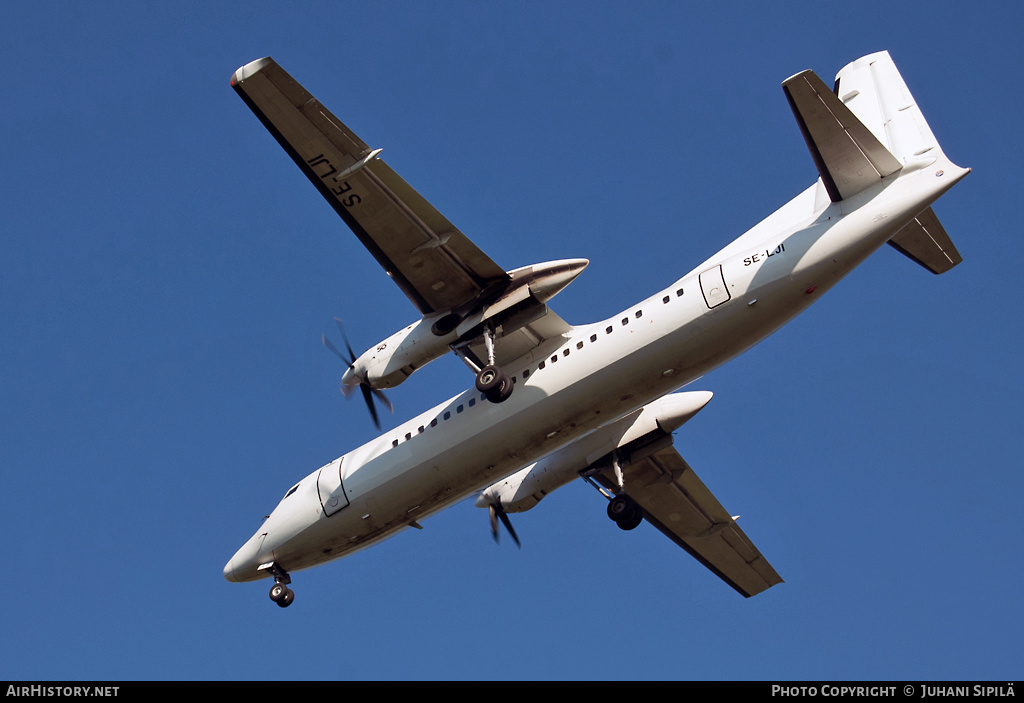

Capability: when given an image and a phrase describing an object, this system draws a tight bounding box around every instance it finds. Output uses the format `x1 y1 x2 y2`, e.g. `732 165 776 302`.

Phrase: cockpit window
283 483 300 500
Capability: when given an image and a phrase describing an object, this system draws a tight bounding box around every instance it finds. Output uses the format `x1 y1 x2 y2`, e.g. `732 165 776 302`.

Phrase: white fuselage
224 159 966 584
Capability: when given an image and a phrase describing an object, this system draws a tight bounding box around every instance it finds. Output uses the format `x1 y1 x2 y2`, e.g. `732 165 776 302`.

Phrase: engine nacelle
475 391 714 513
343 317 458 391
342 258 588 391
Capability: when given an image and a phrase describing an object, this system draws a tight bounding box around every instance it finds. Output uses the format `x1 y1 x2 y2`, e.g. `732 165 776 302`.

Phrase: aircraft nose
223 558 239 583
223 534 261 583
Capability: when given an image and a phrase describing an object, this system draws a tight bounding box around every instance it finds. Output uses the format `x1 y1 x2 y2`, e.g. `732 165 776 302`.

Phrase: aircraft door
316 457 350 517
699 265 731 309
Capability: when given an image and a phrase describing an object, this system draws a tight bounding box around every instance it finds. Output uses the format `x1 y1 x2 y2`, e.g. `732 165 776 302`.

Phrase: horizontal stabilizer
783 69 902 202
888 207 963 274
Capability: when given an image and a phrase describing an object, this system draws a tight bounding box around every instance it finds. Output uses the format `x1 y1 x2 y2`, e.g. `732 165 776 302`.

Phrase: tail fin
834 51 943 167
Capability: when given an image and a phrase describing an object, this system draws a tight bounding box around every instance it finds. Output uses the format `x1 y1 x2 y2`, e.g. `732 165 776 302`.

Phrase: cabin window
606 326 613 334
550 355 558 363
577 341 584 350
635 310 642 318
405 432 412 441
563 349 570 357
621 317 629 326
468 398 476 407
676 288 684 297
443 411 451 421
538 360 545 370
523 369 530 379
457 404 464 413
430 418 437 428
663 295 670 304
392 439 399 447
590 334 597 343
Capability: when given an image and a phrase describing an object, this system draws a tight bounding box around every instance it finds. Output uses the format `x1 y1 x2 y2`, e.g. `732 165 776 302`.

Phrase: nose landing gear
262 563 295 608
269 581 295 607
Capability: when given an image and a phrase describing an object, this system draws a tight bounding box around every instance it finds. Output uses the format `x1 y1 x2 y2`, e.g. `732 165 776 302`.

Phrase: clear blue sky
2 1 1020 681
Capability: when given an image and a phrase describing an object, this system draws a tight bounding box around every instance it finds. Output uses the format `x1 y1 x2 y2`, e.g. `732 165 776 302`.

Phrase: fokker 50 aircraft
225 52 968 607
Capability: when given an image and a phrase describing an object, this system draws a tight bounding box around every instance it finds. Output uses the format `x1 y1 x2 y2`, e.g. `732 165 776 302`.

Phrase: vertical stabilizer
834 51 942 166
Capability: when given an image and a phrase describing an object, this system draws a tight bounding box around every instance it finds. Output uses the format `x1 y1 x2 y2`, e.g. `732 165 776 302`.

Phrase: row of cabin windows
388 285 685 448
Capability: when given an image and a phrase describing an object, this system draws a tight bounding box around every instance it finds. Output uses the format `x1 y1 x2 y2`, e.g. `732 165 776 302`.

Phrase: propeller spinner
322 318 393 429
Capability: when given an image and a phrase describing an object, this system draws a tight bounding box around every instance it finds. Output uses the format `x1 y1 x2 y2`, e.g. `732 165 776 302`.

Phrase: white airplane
224 52 969 607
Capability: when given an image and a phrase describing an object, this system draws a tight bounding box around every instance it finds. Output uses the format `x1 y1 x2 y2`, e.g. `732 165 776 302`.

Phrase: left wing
231 57 510 316
596 442 783 598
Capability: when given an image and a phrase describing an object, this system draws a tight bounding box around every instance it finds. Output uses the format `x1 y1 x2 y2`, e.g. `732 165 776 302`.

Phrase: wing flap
783 69 902 202
232 58 508 315
600 444 782 597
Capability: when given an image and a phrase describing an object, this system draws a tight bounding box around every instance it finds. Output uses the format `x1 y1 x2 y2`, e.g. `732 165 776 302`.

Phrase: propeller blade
361 384 381 430
371 387 393 414
333 318 357 362
488 503 521 548
498 509 521 548
489 504 500 543
322 334 352 365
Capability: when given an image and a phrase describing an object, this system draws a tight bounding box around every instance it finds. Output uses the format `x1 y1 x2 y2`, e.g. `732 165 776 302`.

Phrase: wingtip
230 56 274 87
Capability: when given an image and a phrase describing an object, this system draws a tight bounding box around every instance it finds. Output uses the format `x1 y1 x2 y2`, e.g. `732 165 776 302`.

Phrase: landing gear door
316 457 349 517
699 265 731 309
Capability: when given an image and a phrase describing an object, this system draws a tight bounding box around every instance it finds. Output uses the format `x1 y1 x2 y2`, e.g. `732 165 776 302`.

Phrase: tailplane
783 67 902 202
887 207 963 275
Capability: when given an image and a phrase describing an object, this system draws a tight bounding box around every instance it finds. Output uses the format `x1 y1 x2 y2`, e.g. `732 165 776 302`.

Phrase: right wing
595 440 782 598
230 57 510 316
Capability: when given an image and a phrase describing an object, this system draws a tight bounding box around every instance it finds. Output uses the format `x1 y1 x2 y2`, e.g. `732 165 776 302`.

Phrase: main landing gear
471 326 513 404
475 364 513 403
264 563 295 608
607 494 643 531
584 450 644 531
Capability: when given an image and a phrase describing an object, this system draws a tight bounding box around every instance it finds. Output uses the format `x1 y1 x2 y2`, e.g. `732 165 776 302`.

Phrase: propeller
488 502 521 548
322 318 393 429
